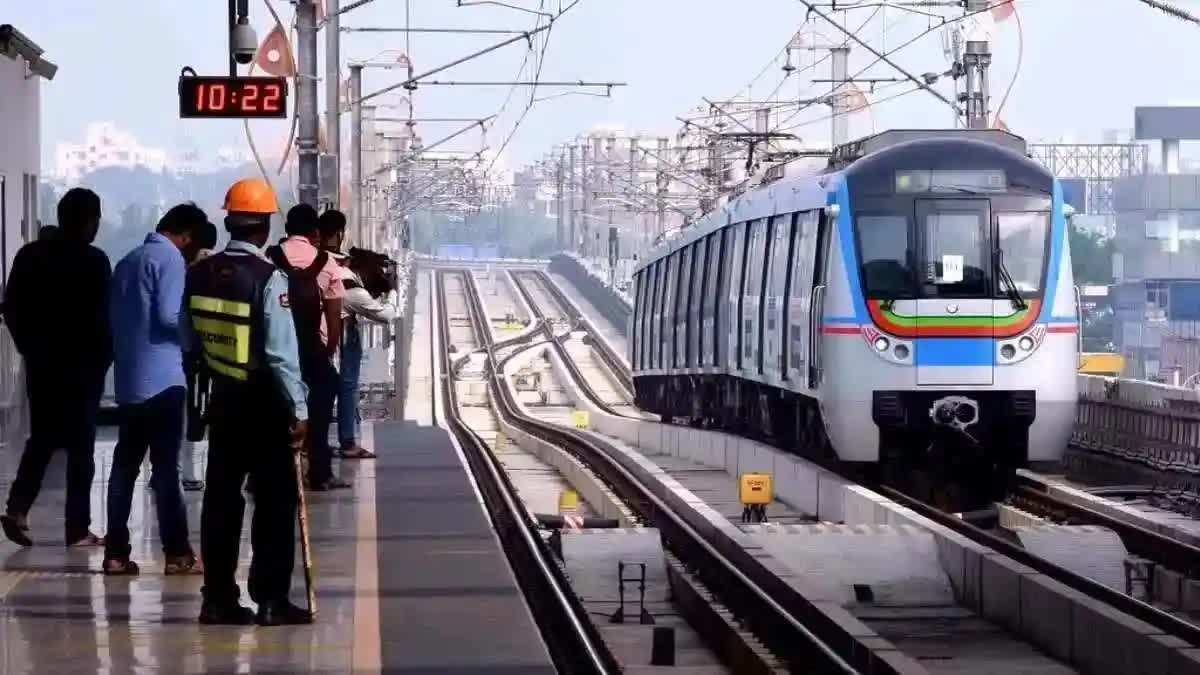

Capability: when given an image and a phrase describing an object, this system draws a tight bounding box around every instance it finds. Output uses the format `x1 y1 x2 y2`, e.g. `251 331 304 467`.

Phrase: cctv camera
231 18 257 65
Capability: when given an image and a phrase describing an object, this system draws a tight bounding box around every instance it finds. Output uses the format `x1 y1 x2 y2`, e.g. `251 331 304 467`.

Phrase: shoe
337 446 376 459
0 515 31 547
255 599 314 626
308 477 352 491
199 601 255 625
182 479 205 492
67 532 105 547
102 557 140 576
164 554 204 576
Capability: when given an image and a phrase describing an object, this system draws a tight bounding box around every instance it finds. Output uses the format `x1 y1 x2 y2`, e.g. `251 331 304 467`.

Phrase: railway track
450 268 864 674
541 263 1200 666
432 270 619 675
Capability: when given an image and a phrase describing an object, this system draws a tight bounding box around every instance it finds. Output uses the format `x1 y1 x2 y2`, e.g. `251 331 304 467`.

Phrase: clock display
179 76 288 119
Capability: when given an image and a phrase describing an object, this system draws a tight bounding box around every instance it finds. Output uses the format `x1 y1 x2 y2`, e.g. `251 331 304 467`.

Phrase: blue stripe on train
914 338 994 366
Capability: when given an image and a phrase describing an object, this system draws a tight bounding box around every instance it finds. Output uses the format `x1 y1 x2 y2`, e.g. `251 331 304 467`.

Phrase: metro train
630 129 1078 490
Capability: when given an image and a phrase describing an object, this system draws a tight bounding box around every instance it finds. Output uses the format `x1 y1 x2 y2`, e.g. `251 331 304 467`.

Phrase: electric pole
325 0 341 208
580 140 591 260
567 143 577 252
655 137 667 245
350 63 364 245
555 152 565 250
296 0 320 207
830 46 850 146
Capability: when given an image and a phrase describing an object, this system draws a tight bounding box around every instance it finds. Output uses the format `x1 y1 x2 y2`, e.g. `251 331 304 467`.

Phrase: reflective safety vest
185 250 275 383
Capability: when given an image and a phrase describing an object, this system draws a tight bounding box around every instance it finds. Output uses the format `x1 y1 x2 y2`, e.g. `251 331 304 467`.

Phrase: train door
741 220 767 374
809 211 831 389
763 214 792 381
703 231 723 368
724 223 748 372
689 237 708 369
914 199 994 386
675 246 692 369
786 211 815 385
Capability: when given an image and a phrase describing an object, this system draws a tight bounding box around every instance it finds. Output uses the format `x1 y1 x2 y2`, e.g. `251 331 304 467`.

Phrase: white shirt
336 263 397 324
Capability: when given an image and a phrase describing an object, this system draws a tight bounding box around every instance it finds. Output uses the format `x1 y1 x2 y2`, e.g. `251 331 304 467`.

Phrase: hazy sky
11 0 1200 172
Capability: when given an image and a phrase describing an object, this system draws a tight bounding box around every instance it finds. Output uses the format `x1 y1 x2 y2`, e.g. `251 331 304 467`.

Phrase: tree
1069 225 1113 285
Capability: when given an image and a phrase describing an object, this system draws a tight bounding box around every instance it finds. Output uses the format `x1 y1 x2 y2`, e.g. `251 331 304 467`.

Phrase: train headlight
874 337 890 352
1000 344 1017 360
893 344 910 360
1018 336 1035 351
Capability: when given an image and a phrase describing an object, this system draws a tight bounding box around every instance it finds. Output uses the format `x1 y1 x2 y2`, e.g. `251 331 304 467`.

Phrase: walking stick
294 453 317 617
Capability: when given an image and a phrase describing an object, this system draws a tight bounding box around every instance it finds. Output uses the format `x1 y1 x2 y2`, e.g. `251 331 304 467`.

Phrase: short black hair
157 202 210 237
57 188 101 236
285 204 320 237
318 209 347 239
195 218 218 251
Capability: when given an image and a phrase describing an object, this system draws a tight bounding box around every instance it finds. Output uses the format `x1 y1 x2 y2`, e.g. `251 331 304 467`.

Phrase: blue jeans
338 324 363 449
105 386 192 559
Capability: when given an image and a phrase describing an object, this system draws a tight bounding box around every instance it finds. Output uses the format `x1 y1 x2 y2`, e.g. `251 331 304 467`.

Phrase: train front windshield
852 168 1053 302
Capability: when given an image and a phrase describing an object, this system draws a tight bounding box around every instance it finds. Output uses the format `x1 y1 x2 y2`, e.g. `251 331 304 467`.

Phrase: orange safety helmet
223 177 277 214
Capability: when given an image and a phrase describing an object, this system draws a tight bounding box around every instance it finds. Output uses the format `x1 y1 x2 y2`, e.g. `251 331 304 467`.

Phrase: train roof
634 128 1034 275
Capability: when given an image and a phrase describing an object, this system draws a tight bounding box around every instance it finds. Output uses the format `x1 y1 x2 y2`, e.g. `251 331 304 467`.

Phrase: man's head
57 188 102 243
156 202 211 259
223 177 277 247
318 209 347 252
285 204 320 244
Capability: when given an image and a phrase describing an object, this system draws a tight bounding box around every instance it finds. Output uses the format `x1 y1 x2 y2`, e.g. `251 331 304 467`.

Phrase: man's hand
289 419 309 454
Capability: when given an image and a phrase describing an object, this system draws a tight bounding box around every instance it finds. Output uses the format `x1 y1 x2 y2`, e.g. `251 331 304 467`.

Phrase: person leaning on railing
318 210 397 459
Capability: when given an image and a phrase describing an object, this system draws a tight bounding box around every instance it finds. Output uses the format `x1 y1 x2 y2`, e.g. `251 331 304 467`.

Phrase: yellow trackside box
571 409 590 429
739 473 773 505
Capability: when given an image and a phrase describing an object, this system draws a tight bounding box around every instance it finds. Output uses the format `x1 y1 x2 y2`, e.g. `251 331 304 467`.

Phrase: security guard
183 177 312 626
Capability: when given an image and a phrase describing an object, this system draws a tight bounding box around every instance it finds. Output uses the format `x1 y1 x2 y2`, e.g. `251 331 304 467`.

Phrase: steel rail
531 270 634 394
434 270 619 675
459 271 865 674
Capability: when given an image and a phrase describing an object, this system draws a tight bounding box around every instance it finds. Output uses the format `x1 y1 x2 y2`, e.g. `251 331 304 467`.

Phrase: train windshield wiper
995 250 1028 311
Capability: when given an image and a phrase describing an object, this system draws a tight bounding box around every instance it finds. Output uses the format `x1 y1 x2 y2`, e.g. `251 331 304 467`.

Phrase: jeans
303 359 338 485
105 386 192 560
202 380 295 605
7 361 104 543
337 324 363 449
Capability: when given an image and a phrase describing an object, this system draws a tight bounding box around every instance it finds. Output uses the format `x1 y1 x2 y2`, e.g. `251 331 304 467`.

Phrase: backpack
266 245 329 369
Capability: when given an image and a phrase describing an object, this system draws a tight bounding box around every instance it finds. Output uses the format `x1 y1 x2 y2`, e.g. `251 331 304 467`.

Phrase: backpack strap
266 245 293 272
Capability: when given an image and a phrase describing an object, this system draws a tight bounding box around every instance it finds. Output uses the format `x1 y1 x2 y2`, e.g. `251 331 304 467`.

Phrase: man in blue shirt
103 203 211 575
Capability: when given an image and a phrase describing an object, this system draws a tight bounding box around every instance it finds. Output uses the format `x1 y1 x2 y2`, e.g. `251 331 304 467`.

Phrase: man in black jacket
1 188 112 547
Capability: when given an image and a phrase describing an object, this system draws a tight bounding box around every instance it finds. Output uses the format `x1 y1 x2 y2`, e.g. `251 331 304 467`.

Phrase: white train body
630 130 1078 470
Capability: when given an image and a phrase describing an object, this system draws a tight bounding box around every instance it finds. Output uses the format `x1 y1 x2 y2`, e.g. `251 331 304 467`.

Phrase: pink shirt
278 236 345 346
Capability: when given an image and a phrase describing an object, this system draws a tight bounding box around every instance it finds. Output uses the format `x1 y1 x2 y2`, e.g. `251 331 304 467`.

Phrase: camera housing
231 18 258 65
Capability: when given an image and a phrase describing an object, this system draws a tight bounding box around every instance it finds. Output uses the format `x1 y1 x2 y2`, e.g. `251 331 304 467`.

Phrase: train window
690 236 707 368
649 261 662 369
856 214 913 299
768 214 794 374
996 212 1048 294
676 246 692 369
634 271 645 370
920 207 988 296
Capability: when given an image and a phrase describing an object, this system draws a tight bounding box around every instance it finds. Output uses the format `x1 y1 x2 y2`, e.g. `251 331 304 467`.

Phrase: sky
12 0 1200 174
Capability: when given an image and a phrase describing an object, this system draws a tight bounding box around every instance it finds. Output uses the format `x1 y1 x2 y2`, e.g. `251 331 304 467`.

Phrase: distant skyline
11 1 1200 174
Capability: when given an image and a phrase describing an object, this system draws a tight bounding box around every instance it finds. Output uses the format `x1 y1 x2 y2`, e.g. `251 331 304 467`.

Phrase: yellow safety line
352 424 381 672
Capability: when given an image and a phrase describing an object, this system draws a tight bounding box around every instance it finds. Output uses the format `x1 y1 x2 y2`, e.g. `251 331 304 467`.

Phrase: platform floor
0 420 553 673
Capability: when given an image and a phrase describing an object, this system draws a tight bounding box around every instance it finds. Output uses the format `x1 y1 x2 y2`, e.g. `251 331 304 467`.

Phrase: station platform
0 420 553 673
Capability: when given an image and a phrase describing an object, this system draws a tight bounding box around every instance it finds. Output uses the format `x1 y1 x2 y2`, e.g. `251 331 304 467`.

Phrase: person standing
182 218 219 492
102 204 211 575
268 205 347 490
185 178 311 625
1 188 111 547
318 210 395 458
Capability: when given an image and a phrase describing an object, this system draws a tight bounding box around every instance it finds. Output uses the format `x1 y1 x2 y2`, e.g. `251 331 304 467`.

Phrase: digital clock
179 76 288 119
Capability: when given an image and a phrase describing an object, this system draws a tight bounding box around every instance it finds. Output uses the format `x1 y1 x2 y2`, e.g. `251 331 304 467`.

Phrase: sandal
164 554 204 576
67 532 105 547
338 446 376 459
102 557 140 576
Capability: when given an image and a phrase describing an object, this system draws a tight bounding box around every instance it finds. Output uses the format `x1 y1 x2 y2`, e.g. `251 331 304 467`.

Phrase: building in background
54 122 170 183
0 24 56 286
1111 107 1200 382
